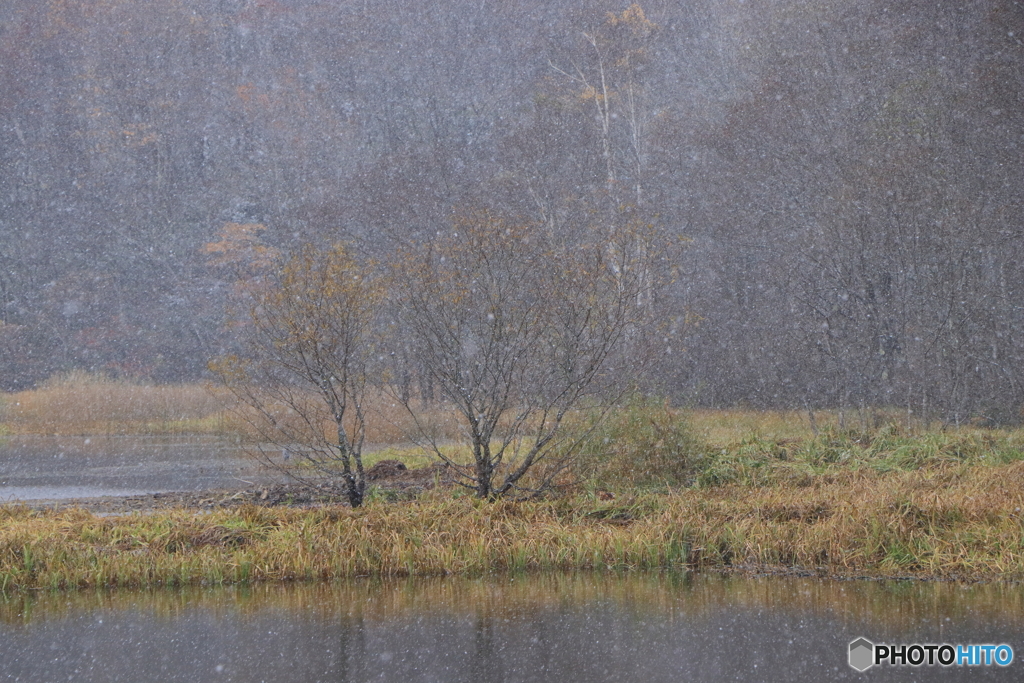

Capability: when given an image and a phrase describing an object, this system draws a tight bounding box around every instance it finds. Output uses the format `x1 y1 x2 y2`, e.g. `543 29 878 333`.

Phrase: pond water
2 572 1022 682
0 436 285 502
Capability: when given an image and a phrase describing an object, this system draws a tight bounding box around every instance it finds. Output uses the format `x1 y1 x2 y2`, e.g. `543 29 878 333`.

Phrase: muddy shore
14 460 455 514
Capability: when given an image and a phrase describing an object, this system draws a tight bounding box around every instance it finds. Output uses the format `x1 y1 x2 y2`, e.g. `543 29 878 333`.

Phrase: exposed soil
20 460 458 514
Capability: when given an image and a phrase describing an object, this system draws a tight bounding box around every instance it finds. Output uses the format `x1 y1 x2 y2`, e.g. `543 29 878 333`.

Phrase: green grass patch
573 396 708 492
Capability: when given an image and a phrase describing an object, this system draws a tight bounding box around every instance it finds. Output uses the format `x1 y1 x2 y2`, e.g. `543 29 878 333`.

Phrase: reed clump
574 396 708 491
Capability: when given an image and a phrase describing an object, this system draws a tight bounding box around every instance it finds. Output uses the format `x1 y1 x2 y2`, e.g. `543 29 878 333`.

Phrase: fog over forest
1 0 1022 423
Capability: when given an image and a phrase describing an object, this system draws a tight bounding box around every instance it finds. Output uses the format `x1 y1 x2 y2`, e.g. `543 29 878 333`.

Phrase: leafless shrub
387 211 667 499
210 244 382 507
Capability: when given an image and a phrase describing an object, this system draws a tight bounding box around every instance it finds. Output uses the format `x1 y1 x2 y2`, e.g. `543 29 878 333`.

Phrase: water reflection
0 435 282 501
2 572 1022 681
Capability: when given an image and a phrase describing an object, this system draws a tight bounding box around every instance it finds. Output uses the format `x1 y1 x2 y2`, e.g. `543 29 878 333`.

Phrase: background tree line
1 0 1023 423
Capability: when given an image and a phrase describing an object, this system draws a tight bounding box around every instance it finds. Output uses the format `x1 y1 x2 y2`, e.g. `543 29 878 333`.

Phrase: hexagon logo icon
849 637 875 672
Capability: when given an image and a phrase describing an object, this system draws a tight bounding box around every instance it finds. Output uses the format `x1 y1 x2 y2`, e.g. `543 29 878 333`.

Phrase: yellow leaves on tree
256 243 381 354
604 3 658 36
210 242 381 507
599 3 659 71
203 222 280 273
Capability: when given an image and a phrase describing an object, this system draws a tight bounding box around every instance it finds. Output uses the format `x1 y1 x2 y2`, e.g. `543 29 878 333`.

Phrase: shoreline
4 462 451 515
3 460 1024 592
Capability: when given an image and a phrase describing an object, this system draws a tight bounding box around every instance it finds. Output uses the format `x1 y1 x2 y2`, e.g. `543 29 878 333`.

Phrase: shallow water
0 435 285 501
0 485 152 502
1 572 1022 682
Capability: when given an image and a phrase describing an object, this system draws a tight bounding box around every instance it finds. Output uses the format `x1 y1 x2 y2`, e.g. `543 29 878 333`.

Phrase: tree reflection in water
2 572 1023 682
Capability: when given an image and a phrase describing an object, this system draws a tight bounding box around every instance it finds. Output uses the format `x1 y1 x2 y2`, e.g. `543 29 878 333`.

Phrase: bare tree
389 211 664 499
548 3 660 209
210 244 381 507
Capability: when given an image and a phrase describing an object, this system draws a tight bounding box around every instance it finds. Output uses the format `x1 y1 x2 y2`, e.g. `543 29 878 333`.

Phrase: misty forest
2 0 1023 426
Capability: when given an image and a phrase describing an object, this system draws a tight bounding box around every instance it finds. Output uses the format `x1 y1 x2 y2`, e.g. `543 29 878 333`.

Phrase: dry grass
0 375 467 440
361 389 467 444
688 408 820 446
4 390 1024 591
227 388 469 446
4 459 1024 591
687 407 926 447
0 372 237 436
676 462 1024 578
226 386 573 452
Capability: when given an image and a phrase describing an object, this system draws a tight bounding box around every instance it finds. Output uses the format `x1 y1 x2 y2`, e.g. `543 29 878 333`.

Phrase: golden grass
685 407 963 449
688 409 820 446
4 460 1024 592
0 374 465 440
227 386 551 451
360 390 466 444
5 387 1024 591
1 372 237 436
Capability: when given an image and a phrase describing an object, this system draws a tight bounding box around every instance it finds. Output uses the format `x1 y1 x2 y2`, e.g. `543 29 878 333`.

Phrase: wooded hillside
1 0 1022 423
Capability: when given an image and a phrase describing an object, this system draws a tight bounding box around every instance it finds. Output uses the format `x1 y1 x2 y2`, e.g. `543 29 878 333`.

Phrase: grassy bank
4 385 1024 590
3 456 1024 591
